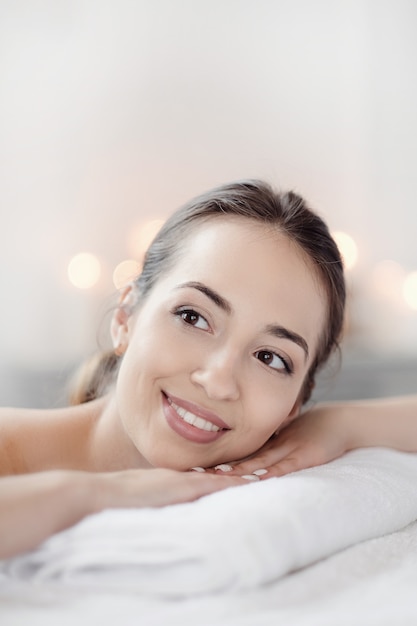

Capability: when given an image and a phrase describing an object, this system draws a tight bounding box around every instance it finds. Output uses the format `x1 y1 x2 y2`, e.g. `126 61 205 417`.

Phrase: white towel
2 448 417 597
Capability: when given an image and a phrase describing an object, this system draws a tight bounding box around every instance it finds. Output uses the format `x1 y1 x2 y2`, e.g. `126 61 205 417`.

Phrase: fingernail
252 469 268 476
214 464 233 472
242 474 260 481
191 466 206 472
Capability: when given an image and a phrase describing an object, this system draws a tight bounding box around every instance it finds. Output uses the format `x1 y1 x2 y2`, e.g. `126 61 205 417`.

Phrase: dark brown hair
69 180 345 405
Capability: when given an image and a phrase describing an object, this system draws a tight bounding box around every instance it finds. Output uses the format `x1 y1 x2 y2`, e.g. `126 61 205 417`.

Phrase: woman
0 179 414 559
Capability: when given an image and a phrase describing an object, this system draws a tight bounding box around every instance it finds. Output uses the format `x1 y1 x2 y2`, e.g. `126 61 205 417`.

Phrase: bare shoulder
0 406 46 432
0 400 105 476
0 407 36 475
0 406 67 476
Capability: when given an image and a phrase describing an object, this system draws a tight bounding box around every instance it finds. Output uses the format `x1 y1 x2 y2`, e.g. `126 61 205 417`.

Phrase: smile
162 392 230 444
169 399 221 432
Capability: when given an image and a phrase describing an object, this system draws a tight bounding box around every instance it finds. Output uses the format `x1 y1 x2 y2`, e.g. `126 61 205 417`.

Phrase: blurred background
0 0 416 407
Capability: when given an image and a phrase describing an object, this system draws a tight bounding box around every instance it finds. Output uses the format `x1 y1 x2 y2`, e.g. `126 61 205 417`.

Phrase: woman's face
112 217 326 470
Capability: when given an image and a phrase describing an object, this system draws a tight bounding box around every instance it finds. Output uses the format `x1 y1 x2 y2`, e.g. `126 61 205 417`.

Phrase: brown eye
175 308 210 330
254 350 291 373
181 311 199 325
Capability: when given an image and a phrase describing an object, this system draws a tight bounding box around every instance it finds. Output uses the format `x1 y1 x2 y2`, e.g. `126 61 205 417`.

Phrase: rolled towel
2 448 417 596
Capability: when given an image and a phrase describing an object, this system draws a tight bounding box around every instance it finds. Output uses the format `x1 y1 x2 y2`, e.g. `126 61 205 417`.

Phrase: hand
94 467 245 511
212 404 352 480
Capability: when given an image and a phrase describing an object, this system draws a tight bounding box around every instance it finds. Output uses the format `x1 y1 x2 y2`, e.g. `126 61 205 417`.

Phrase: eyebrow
175 281 309 360
176 281 233 314
264 324 309 360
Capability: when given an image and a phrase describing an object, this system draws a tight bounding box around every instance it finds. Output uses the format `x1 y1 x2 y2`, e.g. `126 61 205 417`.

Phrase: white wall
1 0 416 374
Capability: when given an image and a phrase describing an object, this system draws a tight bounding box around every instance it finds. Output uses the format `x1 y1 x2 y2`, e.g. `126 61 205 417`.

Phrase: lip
162 392 230 444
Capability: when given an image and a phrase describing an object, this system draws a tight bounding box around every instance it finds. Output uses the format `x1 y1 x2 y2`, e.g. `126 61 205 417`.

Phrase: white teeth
171 401 221 432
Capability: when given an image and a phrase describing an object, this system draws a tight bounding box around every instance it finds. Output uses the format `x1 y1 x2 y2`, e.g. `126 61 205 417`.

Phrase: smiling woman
0 179 348 557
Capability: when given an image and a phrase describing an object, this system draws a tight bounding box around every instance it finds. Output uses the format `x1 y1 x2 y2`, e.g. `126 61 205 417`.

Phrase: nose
190 346 241 401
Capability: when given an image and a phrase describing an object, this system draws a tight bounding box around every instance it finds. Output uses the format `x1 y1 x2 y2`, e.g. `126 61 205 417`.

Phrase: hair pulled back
70 180 345 405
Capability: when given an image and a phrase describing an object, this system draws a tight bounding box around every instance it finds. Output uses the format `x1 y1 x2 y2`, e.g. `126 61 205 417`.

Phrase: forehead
158 217 327 357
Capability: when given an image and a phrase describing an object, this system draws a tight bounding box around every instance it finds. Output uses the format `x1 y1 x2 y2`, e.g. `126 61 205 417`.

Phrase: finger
218 444 297 477
263 448 334 478
262 456 307 478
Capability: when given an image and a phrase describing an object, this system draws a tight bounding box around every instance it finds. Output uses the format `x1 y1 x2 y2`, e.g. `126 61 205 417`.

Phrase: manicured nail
191 467 206 472
252 469 268 476
214 464 233 472
242 474 260 481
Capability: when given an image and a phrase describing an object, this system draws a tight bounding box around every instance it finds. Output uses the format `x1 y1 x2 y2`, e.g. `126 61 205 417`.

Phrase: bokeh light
128 219 165 257
332 231 358 270
113 259 141 290
67 252 101 289
371 260 406 300
403 271 417 310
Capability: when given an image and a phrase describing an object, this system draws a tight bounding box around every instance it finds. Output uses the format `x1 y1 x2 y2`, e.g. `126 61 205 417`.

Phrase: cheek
244 391 296 439
123 324 199 383
243 362 307 433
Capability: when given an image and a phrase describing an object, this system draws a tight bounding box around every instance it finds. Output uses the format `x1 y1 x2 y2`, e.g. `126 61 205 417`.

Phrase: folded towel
2 448 417 597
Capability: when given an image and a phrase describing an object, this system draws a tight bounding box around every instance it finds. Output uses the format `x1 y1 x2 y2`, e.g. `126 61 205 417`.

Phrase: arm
219 394 417 479
0 469 243 559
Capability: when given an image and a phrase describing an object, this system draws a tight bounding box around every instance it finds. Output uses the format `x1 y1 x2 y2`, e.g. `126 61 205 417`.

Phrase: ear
110 285 137 356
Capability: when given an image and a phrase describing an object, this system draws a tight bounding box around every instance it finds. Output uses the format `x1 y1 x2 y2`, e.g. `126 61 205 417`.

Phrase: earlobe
110 285 137 356
112 323 129 356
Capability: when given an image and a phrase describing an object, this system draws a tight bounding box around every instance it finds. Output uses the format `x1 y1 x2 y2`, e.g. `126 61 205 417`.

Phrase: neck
86 393 151 472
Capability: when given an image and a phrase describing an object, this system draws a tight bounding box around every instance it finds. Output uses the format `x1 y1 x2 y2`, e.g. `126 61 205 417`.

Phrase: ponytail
68 351 119 405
